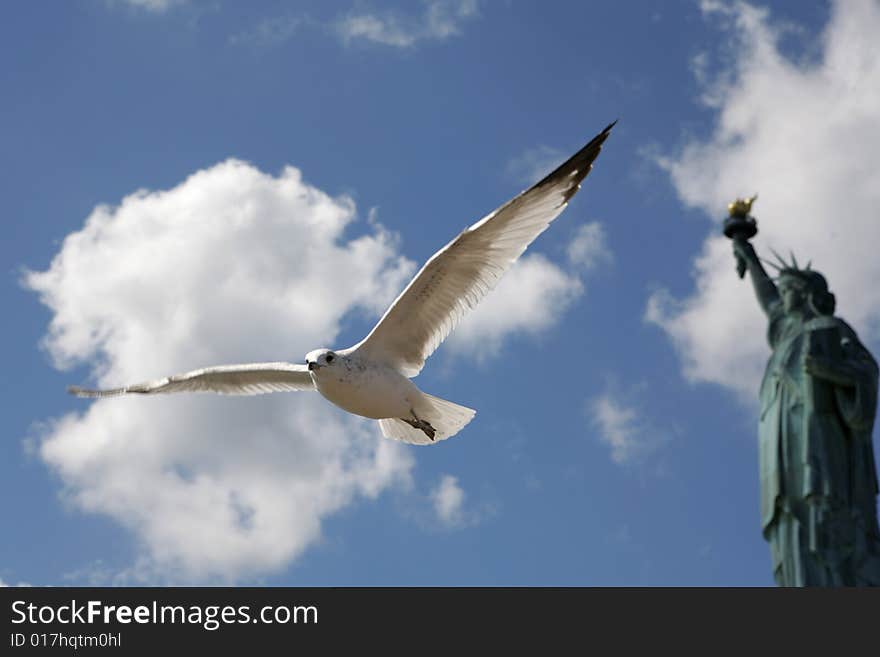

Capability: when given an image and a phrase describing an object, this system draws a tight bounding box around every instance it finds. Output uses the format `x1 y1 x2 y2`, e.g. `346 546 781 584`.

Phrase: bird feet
403 412 436 441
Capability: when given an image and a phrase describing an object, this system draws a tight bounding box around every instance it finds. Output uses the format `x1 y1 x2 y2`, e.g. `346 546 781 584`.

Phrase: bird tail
378 393 476 445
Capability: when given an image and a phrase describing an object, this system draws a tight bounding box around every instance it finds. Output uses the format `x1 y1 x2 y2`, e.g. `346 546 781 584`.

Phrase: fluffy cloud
430 475 467 527
567 222 611 270
114 0 183 12
335 0 478 48
447 254 583 360
427 474 492 529
26 160 419 583
26 154 594 581
650 0 880 398
588 392 661 465
447 221 611 360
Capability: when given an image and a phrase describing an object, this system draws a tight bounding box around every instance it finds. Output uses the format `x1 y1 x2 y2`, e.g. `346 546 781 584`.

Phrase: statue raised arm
732 238 780 316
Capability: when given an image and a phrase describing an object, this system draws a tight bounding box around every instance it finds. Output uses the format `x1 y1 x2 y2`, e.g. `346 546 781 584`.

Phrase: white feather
352 123 614 376
68 362 314 397
69 124 614 445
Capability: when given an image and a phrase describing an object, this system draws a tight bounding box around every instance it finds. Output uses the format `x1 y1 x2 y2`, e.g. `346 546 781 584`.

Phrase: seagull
69 122 615 445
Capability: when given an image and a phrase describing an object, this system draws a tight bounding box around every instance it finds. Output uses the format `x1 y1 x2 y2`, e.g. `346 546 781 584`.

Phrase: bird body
70 123 615 444
306 349 419 420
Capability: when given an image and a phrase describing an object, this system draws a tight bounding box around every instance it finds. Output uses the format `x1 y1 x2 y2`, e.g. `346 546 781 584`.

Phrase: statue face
778 276 807 313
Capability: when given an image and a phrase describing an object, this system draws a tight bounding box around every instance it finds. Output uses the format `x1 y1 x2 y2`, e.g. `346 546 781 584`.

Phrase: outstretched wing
68 362 314 398
353 122 615 377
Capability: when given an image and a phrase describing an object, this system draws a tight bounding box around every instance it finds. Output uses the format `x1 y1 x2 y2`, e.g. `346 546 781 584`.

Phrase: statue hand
732 239 755 279
732 238 756 261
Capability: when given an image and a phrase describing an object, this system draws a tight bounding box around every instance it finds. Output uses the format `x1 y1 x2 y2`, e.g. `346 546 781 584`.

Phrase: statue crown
764 248 835 315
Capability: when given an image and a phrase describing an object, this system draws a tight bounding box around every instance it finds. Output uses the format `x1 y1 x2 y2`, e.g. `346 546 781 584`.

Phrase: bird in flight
70 122 615 445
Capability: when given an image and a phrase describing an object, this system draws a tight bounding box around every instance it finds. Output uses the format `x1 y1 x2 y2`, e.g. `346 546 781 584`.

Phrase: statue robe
758 303 880 586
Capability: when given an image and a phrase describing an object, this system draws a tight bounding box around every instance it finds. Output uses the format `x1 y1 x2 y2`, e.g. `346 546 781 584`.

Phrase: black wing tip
588 119 618 149
534 120 616 197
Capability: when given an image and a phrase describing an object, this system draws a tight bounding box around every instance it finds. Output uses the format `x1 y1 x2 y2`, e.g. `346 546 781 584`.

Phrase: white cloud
336 14 416 48
427 474 492 529
650 0 880 398
229 16 303 47
25 160 419 583
0 575 29 587
567 222 611 270
336 0 478 48
62 561 120 587
445 219 613 361
114 0 184 12
589 393 648 465
447 254 583 360
430 474 467 527
26 153 594 582
588 384 672 467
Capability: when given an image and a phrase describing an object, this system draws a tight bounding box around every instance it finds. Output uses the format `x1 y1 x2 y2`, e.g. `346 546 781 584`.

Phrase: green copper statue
727 197 880 586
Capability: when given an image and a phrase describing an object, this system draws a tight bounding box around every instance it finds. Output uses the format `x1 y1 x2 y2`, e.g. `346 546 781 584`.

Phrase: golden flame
727 194 758 217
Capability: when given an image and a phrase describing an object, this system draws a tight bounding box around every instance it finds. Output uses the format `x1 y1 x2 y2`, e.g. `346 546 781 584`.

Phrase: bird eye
326 354 335 363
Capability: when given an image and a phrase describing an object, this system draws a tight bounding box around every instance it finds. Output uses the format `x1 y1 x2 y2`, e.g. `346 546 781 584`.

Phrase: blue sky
3 0 878 586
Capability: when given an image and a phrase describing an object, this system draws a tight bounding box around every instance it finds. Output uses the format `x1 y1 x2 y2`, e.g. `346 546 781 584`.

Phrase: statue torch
723 194 758 278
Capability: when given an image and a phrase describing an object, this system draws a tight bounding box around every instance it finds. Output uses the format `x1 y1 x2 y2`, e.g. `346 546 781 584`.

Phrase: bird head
305 349 340 372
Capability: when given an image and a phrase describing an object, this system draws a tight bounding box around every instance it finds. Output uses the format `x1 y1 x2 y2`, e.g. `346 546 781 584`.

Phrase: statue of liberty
727 197 880 586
